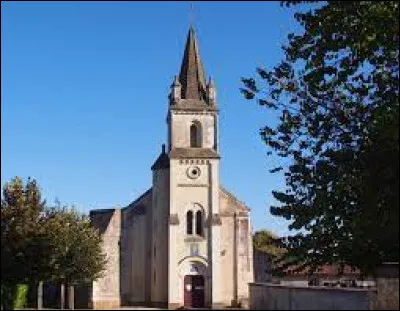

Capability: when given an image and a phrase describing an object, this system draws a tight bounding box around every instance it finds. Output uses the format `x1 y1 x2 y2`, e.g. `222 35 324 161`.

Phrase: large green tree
241 1 399 274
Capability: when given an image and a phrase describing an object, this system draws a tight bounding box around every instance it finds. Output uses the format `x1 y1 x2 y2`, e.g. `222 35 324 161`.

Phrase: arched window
190 122 201 148
186 211 193 235
196 210 203 236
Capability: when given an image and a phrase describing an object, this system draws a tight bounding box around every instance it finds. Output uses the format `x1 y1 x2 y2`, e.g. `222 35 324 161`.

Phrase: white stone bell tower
165 26 222 309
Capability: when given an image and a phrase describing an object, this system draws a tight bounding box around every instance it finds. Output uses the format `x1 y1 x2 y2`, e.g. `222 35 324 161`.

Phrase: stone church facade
89 27 254 309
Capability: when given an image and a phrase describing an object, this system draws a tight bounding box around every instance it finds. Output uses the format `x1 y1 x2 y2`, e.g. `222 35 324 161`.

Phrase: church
89 26 254 309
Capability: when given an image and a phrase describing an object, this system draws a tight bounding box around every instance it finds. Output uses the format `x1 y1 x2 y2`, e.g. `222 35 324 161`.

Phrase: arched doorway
184 275 205 308
178 258 210 308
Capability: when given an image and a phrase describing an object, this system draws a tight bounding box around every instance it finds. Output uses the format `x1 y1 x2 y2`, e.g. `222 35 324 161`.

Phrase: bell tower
166 26 222 308
167 26 218 152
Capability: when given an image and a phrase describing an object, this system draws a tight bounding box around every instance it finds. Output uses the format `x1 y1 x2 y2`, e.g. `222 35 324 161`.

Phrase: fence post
60 283 65 309
68 285 74 310
37 281 43 310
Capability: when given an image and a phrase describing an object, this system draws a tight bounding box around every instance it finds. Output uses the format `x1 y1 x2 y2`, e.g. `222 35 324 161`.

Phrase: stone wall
120 189 152 305
168 158 217 308
253 249 272 283
151 167 170 304
219 213 235 304
249 283 375 310
237 216 253 307
90 209 121 309
220 188 253 307
373 263 399 310
89 174 254 309
170 112 216 149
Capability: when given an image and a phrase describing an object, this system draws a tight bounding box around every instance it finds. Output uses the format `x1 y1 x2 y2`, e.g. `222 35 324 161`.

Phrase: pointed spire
207 76 215 88
207 76 216 104
178 26 207 100
172 75 181 87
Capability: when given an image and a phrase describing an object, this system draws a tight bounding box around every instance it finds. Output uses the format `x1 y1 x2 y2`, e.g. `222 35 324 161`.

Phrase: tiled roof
124 188 152 210
170 99 218 112
285 264 361 276
220 186 251 212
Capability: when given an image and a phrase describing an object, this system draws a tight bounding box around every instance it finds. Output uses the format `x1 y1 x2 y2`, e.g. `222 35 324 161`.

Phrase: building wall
90 169 254 309
249 283 375 310
220 213 235 304
170 112 216 149
120 189 152 305
219 188 254 307
151 167 170 305
210 161 222 309
373 263 399 310
237 215 253 306
90 209 121 309
168 158 218 308
374 277 399 310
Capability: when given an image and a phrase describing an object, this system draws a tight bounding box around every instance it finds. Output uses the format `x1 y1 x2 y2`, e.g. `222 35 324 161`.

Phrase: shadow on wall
90 209 116 235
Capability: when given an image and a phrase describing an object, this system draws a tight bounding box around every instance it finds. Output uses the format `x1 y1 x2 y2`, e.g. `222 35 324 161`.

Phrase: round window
187 166 201 179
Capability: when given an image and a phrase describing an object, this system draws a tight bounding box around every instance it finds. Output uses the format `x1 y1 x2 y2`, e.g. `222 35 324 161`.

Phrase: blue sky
1 1 302 236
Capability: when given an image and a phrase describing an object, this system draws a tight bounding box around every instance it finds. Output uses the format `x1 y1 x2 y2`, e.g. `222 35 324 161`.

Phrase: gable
219 186 250 216
123 188 152 222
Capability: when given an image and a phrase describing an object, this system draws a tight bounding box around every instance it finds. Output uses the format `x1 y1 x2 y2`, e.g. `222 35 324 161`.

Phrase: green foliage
1 283 28 310
241 1 399 274
13 284 28 309
253 229 286 259
1 177 106 291
43 206 107 284
1 177 47 282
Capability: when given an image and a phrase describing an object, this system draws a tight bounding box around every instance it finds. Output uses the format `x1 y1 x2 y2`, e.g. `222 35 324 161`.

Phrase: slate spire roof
178 26 207 101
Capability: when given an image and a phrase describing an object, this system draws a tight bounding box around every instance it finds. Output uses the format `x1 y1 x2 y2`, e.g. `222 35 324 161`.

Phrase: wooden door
192 275 205 308
184 275 205 308
184 275 192 308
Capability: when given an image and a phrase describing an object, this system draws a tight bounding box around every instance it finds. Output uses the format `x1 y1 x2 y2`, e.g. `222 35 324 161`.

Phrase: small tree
253 229 285 260
44 206 106 285
43 205 106 308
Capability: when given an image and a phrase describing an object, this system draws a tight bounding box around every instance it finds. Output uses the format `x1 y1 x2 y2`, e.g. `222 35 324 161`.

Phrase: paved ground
119 307 164 310
23 308 246 310
23 306 246 310
22 307 163 310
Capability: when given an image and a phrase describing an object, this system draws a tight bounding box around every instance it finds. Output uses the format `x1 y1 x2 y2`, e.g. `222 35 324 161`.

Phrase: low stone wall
373 263 399 310
249 283 376 310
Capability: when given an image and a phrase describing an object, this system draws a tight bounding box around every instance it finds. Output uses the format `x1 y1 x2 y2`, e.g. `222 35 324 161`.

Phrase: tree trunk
37 281 43 310
68 285 74 310
60 283 65 309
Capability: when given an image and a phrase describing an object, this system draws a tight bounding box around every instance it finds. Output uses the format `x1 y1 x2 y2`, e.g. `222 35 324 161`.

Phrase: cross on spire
189 1 195 27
